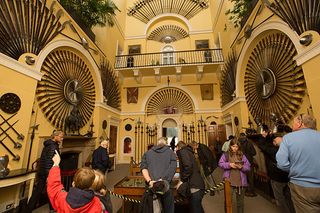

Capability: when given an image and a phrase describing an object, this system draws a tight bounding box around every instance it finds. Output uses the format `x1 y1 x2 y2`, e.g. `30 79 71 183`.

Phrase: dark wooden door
207 124 226 147
109 125 118 154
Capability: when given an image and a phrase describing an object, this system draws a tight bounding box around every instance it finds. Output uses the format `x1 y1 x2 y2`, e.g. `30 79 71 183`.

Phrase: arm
177 150 192 182
218 153 231 170
47 151 67 210
163 151 177 181
44 143 57 175
140 153 153 186
258 141 278 158
241 155 251 172
101 150 110 169
276 137 290 172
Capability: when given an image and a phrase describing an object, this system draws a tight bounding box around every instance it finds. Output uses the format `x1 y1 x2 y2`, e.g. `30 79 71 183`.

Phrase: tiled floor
33 164 281 213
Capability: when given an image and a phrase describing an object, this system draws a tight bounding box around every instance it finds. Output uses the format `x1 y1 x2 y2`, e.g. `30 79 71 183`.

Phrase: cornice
0 53 43 81
221 96 246 112
294 40 320 66
95 102 121 115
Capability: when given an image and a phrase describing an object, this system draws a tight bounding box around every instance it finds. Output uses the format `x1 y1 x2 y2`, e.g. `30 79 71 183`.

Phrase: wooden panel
109 125 118 154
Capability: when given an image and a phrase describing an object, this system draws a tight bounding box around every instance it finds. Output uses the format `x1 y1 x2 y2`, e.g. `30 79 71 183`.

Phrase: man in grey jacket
140 137 177 213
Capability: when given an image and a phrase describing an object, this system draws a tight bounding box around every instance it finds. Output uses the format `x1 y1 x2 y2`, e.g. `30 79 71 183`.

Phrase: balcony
115 48 224 70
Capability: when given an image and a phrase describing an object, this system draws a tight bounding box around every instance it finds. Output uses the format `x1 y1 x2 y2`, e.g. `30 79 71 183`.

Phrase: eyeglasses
299 113 304 122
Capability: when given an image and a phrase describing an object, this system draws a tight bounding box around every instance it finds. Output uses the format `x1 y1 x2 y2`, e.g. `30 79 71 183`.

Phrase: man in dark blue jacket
92 138 111 174
27 130 64 213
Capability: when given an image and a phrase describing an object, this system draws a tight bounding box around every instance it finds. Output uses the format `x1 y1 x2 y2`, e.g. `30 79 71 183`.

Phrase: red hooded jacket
47 166 103 213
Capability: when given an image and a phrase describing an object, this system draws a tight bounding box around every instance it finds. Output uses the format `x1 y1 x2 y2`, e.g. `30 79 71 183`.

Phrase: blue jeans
190 190 205 213
161 189 175 213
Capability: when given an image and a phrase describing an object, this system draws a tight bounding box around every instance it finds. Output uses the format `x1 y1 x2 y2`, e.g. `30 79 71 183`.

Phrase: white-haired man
92 138 111 174
275 114 320 213
140 137 177 213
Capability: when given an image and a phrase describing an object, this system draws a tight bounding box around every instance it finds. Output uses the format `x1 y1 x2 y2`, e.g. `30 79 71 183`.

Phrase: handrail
115 48 224 69
224 179 232 213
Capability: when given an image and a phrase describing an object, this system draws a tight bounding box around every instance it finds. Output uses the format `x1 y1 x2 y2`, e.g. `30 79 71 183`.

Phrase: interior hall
0 0 320 212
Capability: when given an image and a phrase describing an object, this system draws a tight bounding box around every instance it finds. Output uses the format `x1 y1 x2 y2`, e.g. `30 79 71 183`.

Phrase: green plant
61 0 120 28
225 0 251 28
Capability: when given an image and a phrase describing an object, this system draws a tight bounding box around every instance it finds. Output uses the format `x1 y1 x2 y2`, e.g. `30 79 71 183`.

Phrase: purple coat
218 153 251 187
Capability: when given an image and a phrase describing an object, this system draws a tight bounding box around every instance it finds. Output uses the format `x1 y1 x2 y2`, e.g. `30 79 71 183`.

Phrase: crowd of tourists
26 114 320 213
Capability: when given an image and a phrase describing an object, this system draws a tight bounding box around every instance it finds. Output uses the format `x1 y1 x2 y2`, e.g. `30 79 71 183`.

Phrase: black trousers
27 176 53 212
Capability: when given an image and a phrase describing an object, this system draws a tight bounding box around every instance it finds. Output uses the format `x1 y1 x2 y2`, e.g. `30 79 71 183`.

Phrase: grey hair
51 130 63 138
157 137 167 146
176 141 186 149
297 114 317 130
99 137 109 144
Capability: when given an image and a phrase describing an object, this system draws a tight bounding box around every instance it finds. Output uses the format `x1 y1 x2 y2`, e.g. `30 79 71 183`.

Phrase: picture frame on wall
195 40 209 49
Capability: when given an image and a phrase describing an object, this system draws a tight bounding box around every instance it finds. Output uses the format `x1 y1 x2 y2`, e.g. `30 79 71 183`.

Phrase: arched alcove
145 87 195 116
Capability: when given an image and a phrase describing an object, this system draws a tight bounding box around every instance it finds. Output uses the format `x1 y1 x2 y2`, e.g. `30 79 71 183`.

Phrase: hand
148 180 156 188
52 150 61 166
230 162 237 169
273 137 282 146
235 164 243 169
100 188 107 196
176 180 183 189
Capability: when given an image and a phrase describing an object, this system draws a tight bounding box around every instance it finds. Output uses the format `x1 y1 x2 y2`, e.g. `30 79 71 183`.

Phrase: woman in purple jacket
219 139 251 213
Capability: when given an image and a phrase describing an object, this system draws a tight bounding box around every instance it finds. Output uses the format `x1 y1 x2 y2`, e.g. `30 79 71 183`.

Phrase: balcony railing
115 49 224 69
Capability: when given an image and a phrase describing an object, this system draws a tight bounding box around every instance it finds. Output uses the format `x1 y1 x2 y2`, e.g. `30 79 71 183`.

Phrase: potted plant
225 0 258 28
60 0 120 29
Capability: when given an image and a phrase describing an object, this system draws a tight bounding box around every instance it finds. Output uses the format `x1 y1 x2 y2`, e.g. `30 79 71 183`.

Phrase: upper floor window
162 45 174 65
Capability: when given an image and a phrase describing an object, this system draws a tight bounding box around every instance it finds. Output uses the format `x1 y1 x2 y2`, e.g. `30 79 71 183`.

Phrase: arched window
162 45 174 65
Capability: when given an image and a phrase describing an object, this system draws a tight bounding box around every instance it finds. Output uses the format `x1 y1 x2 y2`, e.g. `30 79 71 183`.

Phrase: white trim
108 115 121 125
36 39 104 102
126 28 212 40
221 96 246 112
195 108 222 113
125 35 147 40
114 16 125 39
212 0 225 31
95 102 121 115
189 29 214 35
121 111 146 116
144 13 192 35
235 20 300 97
0 53 43 81
294 40 320 66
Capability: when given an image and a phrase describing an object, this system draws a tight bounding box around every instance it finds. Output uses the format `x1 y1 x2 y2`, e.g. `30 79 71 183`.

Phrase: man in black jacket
238 133 257 197
257 125 295 213
177 141 205 213
92 138 111 174
27 130 64 213
190 141 217 195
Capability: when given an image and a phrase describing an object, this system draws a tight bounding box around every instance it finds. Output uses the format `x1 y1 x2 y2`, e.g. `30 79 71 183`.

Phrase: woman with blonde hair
91 170 113 213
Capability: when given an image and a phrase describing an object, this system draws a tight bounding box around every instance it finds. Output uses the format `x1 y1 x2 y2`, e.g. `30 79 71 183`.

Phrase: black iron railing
115 48 224 69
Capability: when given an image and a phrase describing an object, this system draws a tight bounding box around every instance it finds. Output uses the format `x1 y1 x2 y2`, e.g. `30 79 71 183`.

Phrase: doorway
162 118 178 145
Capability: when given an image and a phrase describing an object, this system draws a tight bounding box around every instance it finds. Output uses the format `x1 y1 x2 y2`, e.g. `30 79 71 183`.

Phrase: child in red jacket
47 150 103 213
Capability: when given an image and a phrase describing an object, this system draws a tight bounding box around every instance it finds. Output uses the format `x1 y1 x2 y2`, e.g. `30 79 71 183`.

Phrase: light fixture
25 55 35 65
299 34 313 46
